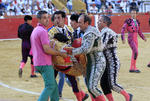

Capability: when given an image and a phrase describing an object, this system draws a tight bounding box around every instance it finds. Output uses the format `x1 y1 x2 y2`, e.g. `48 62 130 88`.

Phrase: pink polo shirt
30 23 52 66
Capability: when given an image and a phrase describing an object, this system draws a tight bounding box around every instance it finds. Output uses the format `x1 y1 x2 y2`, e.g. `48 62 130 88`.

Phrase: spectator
47 0 55 14
42 3 49 13
7 2 16 16
25 4 32 15
129 0 138 12
20 3 25 14
0 1 5 16
15 3 22 15
31 0 38 15
66 0 72 13
0 11 4 18
89 3 98 14
95 0 101 12
101 0 107 9
105 3 113 16
25 0 32 6
120 0 128 13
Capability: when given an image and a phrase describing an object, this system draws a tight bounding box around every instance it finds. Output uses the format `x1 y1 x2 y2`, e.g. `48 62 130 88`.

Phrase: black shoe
129 93 133 101
59 93 62 99
18 68 22 78
147 64 150 67
30 75 37 78
129 70 135 73
129 70 141 73
82 93 89 101
134 70 141 73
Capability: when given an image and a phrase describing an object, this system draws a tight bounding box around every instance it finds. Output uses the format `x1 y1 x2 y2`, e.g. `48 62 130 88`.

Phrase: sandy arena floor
0 35 150 101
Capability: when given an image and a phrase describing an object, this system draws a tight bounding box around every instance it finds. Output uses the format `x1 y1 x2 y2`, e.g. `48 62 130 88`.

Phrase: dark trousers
100 67 112 95
101 48 123 94
21 40 33 64
55 70 79 92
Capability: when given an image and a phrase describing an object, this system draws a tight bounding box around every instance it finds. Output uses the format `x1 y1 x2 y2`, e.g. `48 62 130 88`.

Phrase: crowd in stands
0 0 56 17
85 0 150 15
0 0 150 18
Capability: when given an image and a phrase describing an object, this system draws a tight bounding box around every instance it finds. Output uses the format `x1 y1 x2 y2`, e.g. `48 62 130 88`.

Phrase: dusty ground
0 35 150 101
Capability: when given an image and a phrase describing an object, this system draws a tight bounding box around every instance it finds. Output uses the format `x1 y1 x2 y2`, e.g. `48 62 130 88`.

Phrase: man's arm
43 44 67 58
72 33 96 55
121 21 127 44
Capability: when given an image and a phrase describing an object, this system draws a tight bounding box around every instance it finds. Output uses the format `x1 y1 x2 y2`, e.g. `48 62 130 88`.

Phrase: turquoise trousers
35 65 59 101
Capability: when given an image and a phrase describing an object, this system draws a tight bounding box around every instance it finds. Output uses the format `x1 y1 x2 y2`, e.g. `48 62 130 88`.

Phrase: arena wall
0 15 149 39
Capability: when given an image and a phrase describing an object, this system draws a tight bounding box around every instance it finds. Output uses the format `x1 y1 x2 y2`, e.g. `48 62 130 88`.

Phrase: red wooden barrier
110 15 150 34
0 15 149 39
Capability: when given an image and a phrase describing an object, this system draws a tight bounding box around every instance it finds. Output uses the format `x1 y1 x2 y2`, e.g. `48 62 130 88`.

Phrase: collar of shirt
101 27 108 32
37 23 46 29
56 26 67 33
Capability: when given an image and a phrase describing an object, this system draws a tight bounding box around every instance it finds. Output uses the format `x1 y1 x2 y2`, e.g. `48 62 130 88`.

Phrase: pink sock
130 54 134 70
19 62 25 69
80 90 85 98
133 59 138 70
105 93 114 101
31 64 35 75
95 95 105 101
120 90 130 101
90 94 95 101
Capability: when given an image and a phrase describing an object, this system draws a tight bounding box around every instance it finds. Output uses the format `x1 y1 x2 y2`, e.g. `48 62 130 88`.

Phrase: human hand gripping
60 52 68 58
63 47 73 55
50 40 55 48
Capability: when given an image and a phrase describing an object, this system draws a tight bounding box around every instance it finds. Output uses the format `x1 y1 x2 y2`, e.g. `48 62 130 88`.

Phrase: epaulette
65 25 74 33
48 27 59 39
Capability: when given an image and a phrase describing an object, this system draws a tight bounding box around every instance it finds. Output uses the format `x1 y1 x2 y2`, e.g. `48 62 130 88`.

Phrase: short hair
37 10 48 19
24 15 32 22
70 14 79 22
102 15 112 27
53 10 66 18
80 14 91 25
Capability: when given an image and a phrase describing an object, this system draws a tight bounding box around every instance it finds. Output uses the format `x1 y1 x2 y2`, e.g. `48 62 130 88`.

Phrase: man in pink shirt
30 10 67 101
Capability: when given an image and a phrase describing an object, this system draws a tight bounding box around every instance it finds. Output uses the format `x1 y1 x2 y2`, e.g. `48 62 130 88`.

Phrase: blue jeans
58 72 65 95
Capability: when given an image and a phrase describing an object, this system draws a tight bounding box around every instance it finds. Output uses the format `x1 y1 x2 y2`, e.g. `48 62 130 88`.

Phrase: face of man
97 16 105 31
27 20 32 25
54 14 65 28
70 20 78 30
78 16 88 31
131 10 137 19
39 13 49 27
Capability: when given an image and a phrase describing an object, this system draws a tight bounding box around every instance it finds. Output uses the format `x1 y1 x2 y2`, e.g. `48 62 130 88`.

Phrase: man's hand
64 47 73 55
60 52 68 58
50 40 55 48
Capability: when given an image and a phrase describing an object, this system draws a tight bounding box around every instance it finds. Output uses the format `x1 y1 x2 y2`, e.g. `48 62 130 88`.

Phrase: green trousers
35 65 59 101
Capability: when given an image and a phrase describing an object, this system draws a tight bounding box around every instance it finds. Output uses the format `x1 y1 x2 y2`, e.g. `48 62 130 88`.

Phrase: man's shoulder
48 26 58 35
102 27 117 35
48 26 57 32
84 26 100 36
86 26 99 33
65 25 74 32
33 26 47 34
48 26 59 39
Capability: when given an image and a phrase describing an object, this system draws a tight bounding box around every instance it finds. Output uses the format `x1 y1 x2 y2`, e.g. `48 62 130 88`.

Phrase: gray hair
102 15 112 27
37 10 48 19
